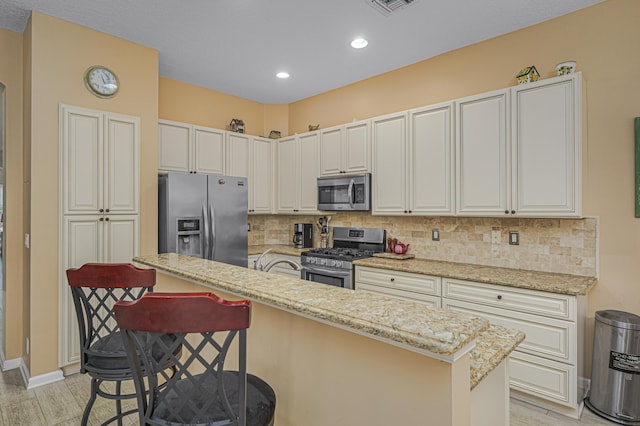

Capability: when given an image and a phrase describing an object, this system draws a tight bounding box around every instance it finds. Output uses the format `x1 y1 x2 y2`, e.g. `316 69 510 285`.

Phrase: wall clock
83 65 119 98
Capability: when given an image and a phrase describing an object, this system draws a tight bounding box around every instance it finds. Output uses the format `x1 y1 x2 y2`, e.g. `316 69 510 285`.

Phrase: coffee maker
293 223 313 248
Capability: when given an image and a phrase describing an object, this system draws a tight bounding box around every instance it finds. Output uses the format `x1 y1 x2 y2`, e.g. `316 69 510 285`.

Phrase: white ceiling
0 0 603 104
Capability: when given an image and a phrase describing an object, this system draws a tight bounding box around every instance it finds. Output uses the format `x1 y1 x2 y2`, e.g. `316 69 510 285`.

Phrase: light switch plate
509 231 519 245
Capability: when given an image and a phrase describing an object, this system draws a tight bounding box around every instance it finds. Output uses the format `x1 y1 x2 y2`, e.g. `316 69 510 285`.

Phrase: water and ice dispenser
176 218 202 257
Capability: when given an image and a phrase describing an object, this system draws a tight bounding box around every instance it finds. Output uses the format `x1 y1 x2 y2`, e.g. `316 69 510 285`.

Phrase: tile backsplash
248 214 598 277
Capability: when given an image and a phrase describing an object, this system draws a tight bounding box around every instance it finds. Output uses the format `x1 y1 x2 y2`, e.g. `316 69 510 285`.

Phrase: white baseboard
26 368 65 390
1 352 64 389
0 351 22 371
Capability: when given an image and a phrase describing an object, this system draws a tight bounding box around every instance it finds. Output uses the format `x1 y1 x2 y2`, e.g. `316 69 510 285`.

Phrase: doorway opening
0 82 5 360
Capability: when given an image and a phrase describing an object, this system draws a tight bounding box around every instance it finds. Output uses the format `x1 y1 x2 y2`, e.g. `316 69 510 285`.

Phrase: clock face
84 66 119 98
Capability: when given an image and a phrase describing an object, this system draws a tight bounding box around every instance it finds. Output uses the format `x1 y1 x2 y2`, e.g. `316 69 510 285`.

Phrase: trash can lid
595 310 640 330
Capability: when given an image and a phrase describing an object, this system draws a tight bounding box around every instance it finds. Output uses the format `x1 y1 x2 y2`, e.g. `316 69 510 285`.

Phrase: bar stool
66 263 180 426
114 291 277 426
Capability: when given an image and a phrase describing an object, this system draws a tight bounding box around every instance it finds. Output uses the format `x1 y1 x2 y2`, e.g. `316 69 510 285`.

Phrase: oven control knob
309 257 316 264
320 258 326 265
328 259 336 267
335 260 343 268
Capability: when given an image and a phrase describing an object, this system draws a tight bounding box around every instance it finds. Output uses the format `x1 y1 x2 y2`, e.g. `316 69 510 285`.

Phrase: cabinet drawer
443 299 575 364
509 351 576 408
358 283 441 308
356 266 441 296
442 278 575 320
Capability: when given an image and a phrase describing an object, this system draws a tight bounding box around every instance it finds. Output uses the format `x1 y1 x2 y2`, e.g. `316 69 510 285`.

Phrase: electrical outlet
432 229 440 241
509 231 520 245
491 229 501 244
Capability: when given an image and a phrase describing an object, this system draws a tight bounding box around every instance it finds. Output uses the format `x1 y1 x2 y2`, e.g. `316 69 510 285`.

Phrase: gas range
300 227 386 288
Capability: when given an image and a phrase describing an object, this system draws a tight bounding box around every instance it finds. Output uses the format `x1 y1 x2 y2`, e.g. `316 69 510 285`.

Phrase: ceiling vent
367 0 416 16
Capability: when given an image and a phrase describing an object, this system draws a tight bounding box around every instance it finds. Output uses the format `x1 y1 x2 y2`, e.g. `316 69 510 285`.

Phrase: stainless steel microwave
317 173 371 211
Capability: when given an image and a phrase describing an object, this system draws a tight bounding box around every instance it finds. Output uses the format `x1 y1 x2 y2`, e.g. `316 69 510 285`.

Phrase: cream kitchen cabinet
372 102 454 215
456 73 582 217
371 112 407 213
510 73 582 217
158 120 226 174
355 266 442 308
61 106 139 215
249 136 274 213
276 132 319 214
455 89 510 216
59 104 141 367
442 277 585 418
226 132 251 178
320 120 370 176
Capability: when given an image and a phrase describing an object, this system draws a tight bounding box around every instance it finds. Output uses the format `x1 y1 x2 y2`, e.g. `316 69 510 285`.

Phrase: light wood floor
0 367 616 425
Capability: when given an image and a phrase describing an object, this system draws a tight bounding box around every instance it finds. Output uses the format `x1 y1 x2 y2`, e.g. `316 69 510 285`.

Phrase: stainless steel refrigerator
158 172 248 267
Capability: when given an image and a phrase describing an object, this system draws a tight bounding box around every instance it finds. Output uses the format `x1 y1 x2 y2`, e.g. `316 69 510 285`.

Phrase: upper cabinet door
227 132 251 178
158 120 190 172
193 126 225 174
250 137 274 213
298 132 320 213
320 126 342 176
344 121 370 174
511 74 581 217
372 112 407 214
61 106 103 215
456 89 509 216
276 136 299 213
105 114 139 214
409 102 454 215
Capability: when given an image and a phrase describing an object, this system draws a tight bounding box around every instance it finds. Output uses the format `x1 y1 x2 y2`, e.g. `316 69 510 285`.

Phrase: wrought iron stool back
115 292 276 426
66 263 156 426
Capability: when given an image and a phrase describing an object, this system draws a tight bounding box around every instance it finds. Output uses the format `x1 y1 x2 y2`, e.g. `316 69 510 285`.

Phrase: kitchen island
134 253 524 426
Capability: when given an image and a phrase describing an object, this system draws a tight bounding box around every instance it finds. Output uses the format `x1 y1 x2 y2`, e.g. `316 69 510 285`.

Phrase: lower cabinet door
509 350 576 408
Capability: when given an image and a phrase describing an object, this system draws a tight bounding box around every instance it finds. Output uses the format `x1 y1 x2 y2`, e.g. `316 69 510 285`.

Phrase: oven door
301 265 353 289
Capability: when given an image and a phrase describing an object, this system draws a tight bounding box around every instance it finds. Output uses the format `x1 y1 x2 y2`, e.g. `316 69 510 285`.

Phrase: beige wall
0 28 24 361
24 12 159 376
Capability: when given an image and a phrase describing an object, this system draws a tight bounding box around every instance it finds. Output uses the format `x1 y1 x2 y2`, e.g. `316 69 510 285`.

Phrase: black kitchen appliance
293 223 313 249
300 226 385 289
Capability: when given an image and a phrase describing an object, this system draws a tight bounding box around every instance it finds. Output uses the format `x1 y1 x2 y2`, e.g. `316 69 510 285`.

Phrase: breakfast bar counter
135 253 524 426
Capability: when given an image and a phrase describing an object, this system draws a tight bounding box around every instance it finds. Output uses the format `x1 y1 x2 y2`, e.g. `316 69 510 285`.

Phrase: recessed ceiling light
350 38 368 49
276 72 290 79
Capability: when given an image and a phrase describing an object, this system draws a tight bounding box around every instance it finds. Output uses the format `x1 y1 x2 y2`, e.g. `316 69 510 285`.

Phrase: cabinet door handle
99 209 104 213
497 295 502 300
511 210 515 215
504 210 509 214
390 278 395 282
105 217 110 221
105 208 110 213
99 217 104 221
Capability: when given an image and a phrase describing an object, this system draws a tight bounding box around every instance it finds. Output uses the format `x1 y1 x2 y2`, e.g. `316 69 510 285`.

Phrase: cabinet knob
390 278 395 282
511 210 516 215
105 217 110 221
105 208 110 213
504 210 509 214
99 217 104 221
497 295 502 300
99 209 104 213
408 210 412 214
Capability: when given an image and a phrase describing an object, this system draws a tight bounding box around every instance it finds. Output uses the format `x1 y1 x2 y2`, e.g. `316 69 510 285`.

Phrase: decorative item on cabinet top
516 65 540 84
556 61 576 76
308 124 320 131
228 118 245 133
268 130 281 139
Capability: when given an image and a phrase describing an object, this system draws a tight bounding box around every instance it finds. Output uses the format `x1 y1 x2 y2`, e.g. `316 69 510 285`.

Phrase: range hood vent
367 0 416 16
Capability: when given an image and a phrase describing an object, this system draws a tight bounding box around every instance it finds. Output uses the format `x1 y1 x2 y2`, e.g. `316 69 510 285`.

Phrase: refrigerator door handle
209 204 216 261
202 203 210 259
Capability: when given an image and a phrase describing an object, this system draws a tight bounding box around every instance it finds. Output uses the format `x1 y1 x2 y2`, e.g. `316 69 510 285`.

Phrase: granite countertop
354 257 596 296
469 324 525 390
135 253 493 359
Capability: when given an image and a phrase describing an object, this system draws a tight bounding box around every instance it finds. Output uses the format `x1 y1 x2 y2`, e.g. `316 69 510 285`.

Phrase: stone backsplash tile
248 214 598 277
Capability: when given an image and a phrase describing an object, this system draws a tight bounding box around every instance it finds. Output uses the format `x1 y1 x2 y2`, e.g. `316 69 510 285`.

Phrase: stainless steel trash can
585 310 640 425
